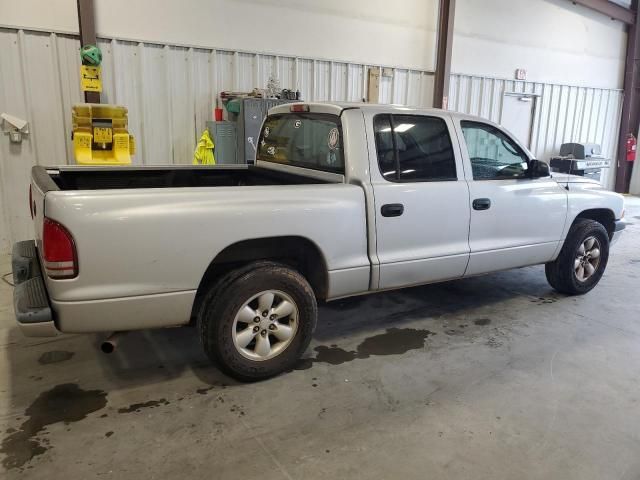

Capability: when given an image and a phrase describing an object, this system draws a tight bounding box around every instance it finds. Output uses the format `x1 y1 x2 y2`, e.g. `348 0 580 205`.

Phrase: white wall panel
314 61 331 101
168 47 196 165
347 64 366 103
332 63 347 102
216 50 235 92
297 59 314 102
193 48 215 150
379 70 392 105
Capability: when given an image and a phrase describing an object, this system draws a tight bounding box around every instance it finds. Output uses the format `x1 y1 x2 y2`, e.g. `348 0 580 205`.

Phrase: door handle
381 203 404 217
472 198 491 211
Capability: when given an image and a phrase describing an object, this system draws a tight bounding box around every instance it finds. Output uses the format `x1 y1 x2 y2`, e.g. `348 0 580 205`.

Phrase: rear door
366 111 471 290
455 119 567 275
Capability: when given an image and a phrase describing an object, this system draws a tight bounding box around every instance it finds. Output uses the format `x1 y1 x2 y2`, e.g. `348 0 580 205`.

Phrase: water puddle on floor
296 327 436 369
1 384 107 471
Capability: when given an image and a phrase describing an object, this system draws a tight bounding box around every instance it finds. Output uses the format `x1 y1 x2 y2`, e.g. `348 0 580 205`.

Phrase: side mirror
529 159 550 178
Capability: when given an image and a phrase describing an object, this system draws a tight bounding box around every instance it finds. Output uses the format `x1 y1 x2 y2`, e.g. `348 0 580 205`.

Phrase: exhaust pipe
101 332 125 354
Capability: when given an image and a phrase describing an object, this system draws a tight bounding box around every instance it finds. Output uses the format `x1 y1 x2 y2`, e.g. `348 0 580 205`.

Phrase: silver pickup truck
13 102 625 380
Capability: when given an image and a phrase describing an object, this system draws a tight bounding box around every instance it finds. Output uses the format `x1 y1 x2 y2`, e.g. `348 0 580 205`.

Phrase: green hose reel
80 44 102 66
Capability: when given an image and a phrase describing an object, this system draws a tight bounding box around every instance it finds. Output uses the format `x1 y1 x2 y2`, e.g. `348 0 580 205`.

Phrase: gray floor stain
445 329 464 336
37 351 74 365
117 399 170 414
531 297 558 304
309 328 435 366
0 384 107 470
196 386 216 395
474 318 492 326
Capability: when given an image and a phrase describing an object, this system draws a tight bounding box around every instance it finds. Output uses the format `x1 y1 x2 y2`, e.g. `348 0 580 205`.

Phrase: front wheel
545 219 610 295
197 261 317 381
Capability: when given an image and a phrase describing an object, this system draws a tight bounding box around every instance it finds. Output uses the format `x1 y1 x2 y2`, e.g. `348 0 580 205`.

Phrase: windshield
256 113 344 174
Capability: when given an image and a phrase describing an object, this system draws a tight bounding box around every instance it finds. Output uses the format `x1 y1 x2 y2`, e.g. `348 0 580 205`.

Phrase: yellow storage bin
72 104 135 165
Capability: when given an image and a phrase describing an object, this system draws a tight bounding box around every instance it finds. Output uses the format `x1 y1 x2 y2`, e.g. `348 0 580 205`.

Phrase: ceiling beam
570 0 635 25
433 0 456 109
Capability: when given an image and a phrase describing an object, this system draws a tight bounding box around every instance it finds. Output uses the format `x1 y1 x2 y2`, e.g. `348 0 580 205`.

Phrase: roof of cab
267 101 491 124
265 101 533 156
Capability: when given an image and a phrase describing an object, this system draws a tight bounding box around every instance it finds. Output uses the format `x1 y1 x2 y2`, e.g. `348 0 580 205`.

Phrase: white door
366 111 471 290
500 94 536 148
455 119 567 276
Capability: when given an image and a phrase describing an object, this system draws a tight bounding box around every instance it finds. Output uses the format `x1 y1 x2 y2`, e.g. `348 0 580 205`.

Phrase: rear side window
373 114 457 182
257 113 344 174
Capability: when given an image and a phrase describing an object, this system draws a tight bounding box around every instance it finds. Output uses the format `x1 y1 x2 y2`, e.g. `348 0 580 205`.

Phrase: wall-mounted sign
515 68 527 81
80 65 102 92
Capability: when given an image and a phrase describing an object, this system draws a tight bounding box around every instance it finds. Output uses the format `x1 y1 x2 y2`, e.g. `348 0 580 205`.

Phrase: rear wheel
197 261 317 381
545 219 610 295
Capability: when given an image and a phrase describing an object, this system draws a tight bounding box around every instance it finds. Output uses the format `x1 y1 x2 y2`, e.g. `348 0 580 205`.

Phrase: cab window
460 121 529 180
257 113 344 174
373 114 457 182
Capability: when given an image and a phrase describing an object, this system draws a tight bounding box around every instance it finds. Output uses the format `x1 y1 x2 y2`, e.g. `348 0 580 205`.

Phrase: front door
455 119 567 276
500 94 536 148
366 111 471 290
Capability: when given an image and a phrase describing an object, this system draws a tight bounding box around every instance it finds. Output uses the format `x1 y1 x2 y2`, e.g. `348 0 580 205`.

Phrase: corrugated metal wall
448 74 624 190
0 27 624 253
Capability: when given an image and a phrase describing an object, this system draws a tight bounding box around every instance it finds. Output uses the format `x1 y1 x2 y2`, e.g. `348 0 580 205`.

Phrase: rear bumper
611 219 626 246
11 240 60 337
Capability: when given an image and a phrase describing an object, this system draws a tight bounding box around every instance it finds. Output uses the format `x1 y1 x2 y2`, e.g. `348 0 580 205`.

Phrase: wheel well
191 236 329 320
575 209 615 238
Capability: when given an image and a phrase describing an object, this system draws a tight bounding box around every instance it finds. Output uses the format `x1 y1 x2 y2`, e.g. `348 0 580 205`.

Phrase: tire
197 261 317 381
545 218 610 295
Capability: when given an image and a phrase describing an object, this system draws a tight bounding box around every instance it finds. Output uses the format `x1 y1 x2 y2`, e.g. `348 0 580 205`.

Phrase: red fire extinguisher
626 133 636 162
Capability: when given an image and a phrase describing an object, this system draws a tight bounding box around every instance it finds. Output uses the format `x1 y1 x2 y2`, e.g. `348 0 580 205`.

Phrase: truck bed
37 164 333 191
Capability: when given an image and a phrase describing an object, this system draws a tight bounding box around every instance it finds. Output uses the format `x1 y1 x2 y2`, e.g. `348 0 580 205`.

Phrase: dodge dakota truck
12 102 626 380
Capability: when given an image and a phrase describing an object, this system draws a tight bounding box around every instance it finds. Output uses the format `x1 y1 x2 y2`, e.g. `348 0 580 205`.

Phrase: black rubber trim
381 203 404 217
614 220 626 232
12 240 41 285
32 165 60 193
11 241 53 324
13 277 53 324
472 198 492 211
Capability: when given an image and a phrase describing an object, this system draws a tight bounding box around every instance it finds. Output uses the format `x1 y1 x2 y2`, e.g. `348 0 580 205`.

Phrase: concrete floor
1 197 640 480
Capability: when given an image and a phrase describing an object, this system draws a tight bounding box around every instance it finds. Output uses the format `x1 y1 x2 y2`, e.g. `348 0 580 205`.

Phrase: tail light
290 104 310 113
42 217 78 279
29 185 33 219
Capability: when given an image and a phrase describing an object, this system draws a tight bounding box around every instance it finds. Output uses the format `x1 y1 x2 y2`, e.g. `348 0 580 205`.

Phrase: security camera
1 113 29 144
1 113 28 131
